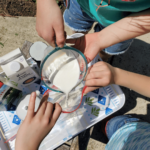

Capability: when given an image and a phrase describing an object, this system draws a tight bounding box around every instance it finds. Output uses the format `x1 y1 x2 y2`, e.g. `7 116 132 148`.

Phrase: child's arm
15 92 62 150
36 0 65 48
66 8 150 61
114 67 150 97
98 8 150 51
84 62 150 98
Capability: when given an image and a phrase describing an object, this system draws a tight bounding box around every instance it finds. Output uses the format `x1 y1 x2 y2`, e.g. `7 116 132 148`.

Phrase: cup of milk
40 45 88 112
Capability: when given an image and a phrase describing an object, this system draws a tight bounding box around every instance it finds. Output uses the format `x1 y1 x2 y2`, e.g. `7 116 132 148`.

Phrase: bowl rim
40 45 88 93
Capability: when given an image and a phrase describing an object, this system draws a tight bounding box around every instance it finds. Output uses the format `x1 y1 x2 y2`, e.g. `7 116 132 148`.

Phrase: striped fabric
105 122 150 150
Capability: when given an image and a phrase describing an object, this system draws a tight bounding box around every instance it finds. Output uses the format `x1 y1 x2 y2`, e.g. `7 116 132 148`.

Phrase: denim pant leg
63 0 95 32
106 115 140 140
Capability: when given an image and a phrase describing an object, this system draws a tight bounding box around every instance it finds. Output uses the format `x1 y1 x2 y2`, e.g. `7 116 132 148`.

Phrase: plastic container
29 41 48 62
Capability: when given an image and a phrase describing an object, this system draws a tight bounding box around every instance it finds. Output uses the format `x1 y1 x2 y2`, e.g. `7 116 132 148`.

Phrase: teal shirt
77 0 150 26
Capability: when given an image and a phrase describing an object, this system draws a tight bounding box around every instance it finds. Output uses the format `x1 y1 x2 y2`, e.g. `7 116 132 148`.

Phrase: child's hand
66 33 101 62
15 92 62 150
36 0 65 48
84 61 116 94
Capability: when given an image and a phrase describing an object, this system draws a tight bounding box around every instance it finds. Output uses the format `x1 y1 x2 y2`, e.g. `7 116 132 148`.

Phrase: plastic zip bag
45 82 86 113
39 109 85 150
3 84 87 149
3 106 86 150
4 125 20 144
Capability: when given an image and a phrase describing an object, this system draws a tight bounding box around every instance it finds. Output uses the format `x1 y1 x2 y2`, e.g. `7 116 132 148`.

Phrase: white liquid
53 59 80 107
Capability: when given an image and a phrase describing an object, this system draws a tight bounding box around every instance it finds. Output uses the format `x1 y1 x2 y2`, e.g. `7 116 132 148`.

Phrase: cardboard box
0 48 40 91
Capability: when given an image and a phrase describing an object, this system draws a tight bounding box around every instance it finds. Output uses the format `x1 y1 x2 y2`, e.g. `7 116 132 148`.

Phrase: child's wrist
97 31 108 51
93 32 103 51
113 67 122 85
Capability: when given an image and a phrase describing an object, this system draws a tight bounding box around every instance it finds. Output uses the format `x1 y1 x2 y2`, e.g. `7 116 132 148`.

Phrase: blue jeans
63 0 133 55
106 115 140 140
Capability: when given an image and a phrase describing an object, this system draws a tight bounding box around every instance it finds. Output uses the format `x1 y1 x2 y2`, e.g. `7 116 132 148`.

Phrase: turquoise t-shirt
77 0 150 26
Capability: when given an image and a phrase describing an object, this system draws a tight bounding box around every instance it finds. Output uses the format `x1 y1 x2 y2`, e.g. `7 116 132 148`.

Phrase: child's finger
36 94 49 118
85 72 102 81
89 65 107 73
89 66 101 72
44 102 54 120
55 26 65 48
85 78 107 87
26 92 36 120
49 103 62 128
93 61 106 67
84 66 93 81
38 92 49 108
46 29 55 47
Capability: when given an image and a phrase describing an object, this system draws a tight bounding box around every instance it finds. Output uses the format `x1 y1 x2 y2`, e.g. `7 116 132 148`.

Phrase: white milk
53 59 80 107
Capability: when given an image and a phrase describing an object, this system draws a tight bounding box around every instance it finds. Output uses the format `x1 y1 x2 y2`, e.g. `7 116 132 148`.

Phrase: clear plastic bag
3 85 86 149
3 110 85 150
45 82 86 113
4 125 20 144
39 108 85 150
4 107 86 150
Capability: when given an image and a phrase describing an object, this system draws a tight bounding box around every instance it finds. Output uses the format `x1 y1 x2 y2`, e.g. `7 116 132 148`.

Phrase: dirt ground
0 0 36 16
0 0 64 17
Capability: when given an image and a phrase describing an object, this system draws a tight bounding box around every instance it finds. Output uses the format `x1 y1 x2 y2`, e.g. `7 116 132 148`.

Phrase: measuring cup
40 45 88 113
40 45 88 92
